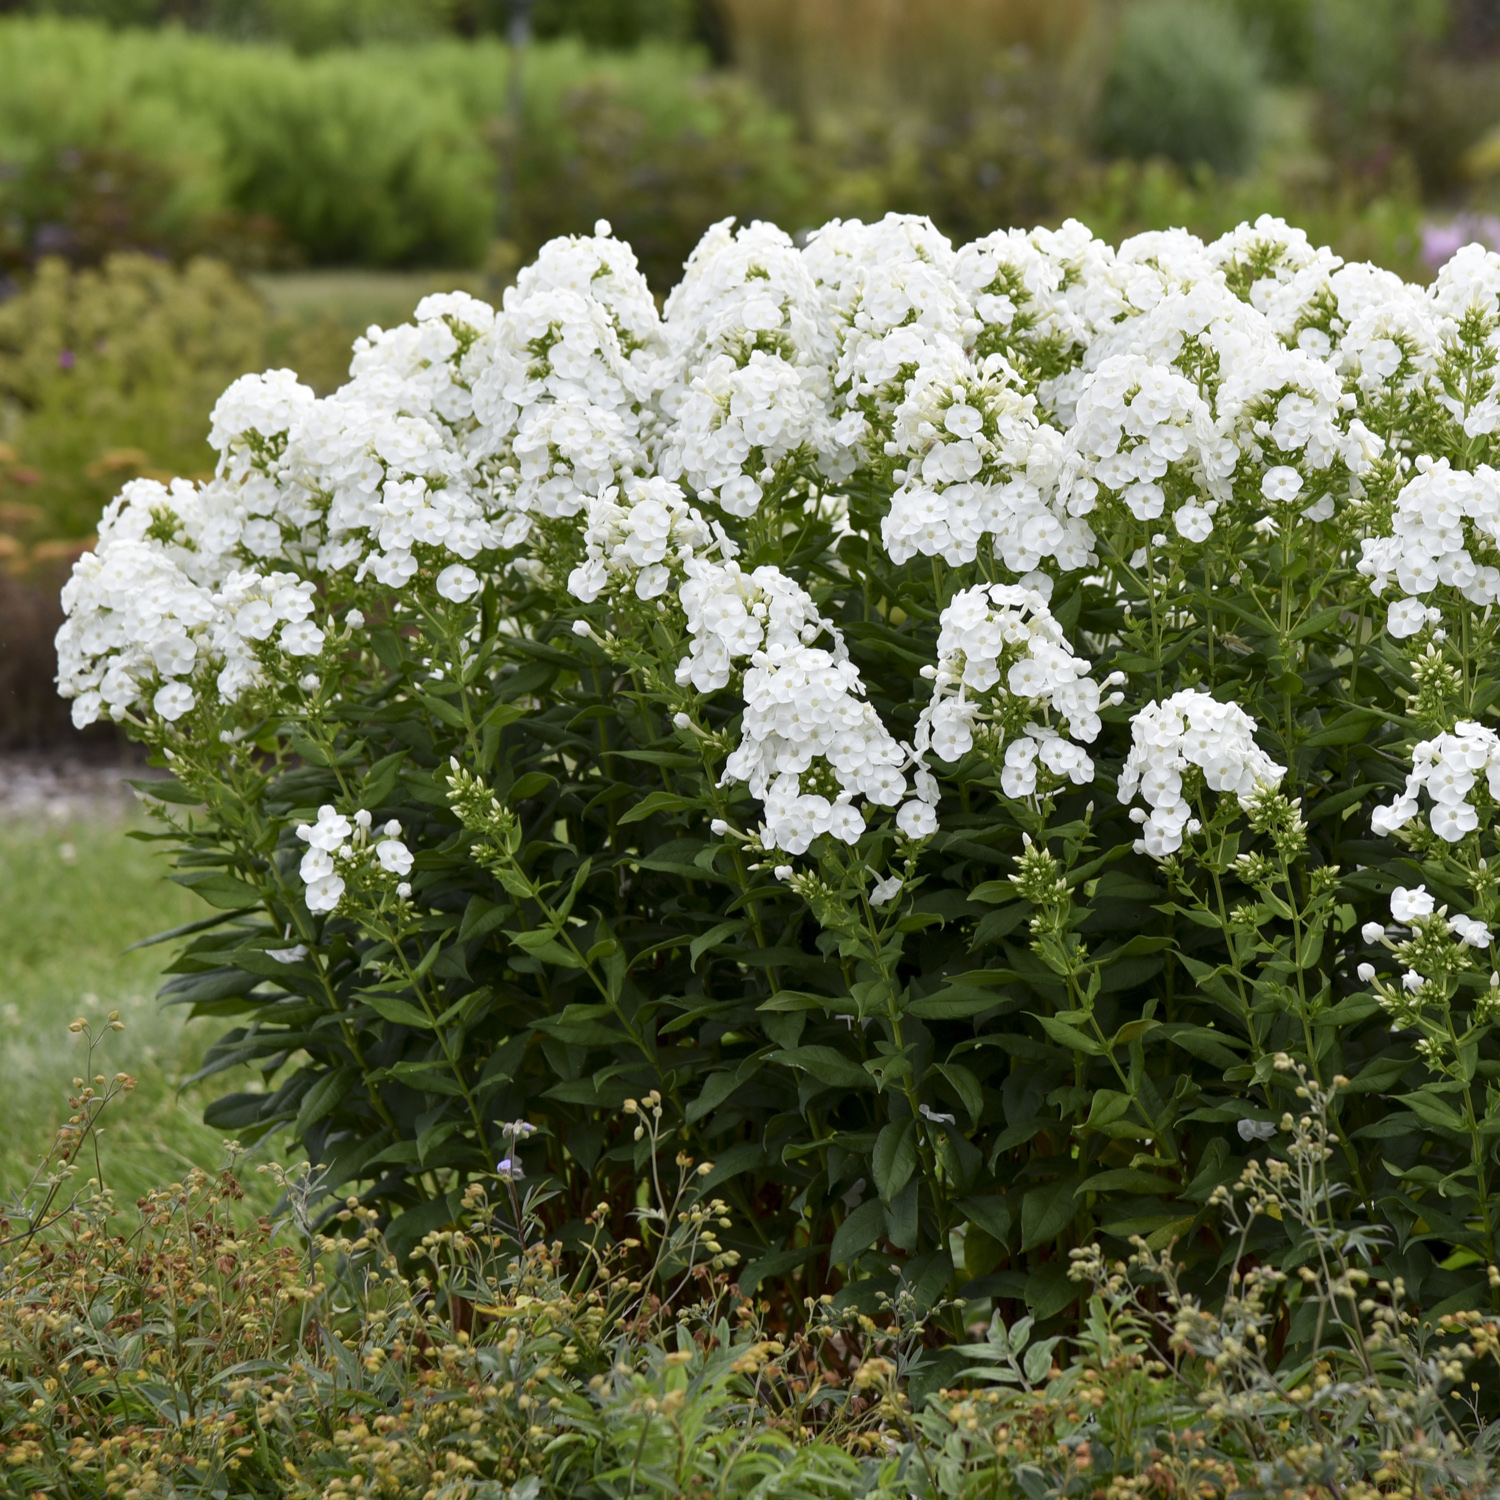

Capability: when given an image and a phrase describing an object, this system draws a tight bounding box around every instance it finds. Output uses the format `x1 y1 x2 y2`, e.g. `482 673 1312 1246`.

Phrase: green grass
0 814 285 1212
251 267 491 334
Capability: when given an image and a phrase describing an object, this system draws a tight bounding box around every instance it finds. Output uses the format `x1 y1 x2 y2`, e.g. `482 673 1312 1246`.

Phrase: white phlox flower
567 476 736 605
654 221 849 510
295 807 414 914
1431 244 1500 438
1057 354 1235 542
1118 691 1286 858
914 583 1106 796
463 228 665 545
658 350 837 516
722 638 910 855
1450 912 1494 949
801 213 957 325
802 215 976 458
952 222 1093 398
663 217 834 372
675 560 910 854
1389 885 1435 924
1371 721 1500 843
1208 215 1335 308
1214 339 1375 526
880 349 1093 573
674 558 841 694
1358 458 1500 631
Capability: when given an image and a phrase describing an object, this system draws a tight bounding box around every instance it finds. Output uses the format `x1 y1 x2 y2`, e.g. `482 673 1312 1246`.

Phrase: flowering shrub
53 208 1500 1322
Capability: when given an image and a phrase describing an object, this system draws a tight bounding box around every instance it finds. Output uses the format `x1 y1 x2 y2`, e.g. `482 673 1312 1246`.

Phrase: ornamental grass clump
49 207 1500 1327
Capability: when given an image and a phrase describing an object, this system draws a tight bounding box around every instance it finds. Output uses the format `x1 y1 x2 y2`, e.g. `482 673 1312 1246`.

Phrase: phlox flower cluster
915 583 1112 798
657 219 844 510
1372 721 1500 843
466 233 661 545
726 644 912 855
667 548 918 854
808 218 974 436
566 477 734 604
296 805 414 914
1118 691 1286 858
1358 458 1500 635
1376 883 1493 948
674 559 838 694
56 474 329 728
659 351 835 516
59 208 1500 887
880 352 1089 572
1059 355 1236 546
952 223 1093 388
1359 886 1494 1035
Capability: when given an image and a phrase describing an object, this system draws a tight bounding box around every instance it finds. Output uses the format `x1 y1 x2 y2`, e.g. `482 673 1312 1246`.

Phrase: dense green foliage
1093 2 1261 175
0 20 784 271
3 1054 1498 1496
5 0 697 50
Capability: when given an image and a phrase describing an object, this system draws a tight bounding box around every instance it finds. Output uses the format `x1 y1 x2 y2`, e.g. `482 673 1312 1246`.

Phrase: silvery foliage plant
55 209 1500 1325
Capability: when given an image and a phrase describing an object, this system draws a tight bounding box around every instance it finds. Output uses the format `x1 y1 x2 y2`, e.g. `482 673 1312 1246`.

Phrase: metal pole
499 0 533 244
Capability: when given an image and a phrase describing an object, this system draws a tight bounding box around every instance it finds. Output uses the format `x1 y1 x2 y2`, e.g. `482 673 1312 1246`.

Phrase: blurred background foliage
6 0 1500 742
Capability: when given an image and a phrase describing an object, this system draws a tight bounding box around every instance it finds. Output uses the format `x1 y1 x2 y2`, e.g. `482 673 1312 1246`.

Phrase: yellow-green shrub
0 253 264 539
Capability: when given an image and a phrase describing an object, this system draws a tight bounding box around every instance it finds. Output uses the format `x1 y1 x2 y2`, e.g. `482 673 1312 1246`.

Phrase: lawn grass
0 813 286 1213
253 267 499 395
251 268 493 334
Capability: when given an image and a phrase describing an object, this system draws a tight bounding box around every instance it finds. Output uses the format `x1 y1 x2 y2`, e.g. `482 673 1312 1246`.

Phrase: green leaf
504 929 583 969
124 910 243 952
293 1069 355 1136
1304 709 1384 745
380 1061 469 1097
686 1065 756 1124
908 981 1017 1019
959 1195 1012 1244
969 881 1020 905
933 1061 984 1125
1020 1177 1079 1250
1081 1168 1178 1196
872 1119 918 1201
459 896 510 943
830 1197 887 1264
1109 1018 1160 1048
361 993 434 1030
1083 1090 1131 1130
417 692 468 728
1035 1014 1102 1055
738 1245 818 1295
169 872 263 910
690 920 747 970
618 790 703 825
508 771 557 800
1159 1023 1245 1070
770 1046 872 1090
1290 604 1354 641
1396 1090 1467 1133
126 776 200 805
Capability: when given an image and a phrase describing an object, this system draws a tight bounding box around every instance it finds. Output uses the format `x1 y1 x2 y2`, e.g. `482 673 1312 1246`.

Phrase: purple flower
57 349 74 370
1421 214 1500 272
